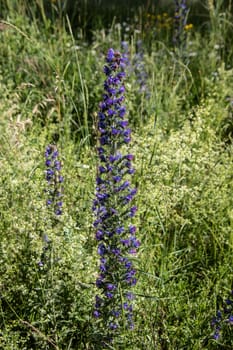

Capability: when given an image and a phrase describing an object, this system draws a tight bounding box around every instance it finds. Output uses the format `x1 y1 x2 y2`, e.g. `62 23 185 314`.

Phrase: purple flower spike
44 144 64 217
93 48 139 336
38 144 64 269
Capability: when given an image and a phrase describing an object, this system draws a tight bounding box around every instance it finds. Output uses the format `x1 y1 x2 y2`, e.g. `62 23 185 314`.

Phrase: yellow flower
184 24 193 31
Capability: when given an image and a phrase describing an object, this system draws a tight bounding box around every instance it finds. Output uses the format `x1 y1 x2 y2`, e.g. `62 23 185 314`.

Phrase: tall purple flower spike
93 48 140 335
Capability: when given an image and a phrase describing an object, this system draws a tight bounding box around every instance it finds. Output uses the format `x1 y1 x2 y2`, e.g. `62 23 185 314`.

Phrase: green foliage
0 0 233 348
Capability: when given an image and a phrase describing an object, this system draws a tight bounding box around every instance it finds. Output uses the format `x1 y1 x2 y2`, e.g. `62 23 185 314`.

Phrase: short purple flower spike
45 145 63 216
38 145 64 269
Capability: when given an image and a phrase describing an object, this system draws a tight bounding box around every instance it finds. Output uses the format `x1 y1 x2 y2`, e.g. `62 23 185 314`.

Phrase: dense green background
0 0 233 349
